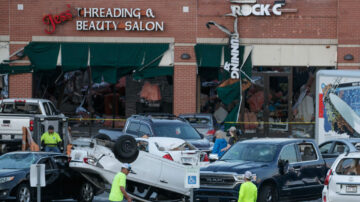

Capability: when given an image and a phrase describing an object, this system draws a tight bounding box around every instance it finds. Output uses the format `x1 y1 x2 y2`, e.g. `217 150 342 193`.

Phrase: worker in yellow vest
109 163 132 202
238 171 258 202
41 125 62 153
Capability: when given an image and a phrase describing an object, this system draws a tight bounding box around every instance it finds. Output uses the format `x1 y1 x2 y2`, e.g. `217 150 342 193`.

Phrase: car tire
258 184 277 202
16 183 32 202
113 135 139 163
77 182 94 202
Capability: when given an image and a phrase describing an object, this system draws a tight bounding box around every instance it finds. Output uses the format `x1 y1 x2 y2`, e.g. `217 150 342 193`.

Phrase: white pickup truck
0 98 63 153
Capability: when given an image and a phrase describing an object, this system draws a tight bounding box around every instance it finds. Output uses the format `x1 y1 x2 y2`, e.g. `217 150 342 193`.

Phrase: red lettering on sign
319 94 324 118
43 4 73 34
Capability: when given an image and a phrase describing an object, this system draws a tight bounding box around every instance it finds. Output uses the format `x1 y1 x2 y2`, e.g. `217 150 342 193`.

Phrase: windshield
182 117 212 127
153 123 202 140
336 158 360 175
0 153 40 169
221 143 278 162
0 102 41 114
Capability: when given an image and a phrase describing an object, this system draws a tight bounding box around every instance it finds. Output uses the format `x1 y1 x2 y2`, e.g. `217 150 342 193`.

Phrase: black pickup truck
194 138 327 202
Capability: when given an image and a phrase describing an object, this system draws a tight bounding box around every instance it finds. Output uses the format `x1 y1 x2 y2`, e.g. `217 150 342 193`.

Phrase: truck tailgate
0 116 31 136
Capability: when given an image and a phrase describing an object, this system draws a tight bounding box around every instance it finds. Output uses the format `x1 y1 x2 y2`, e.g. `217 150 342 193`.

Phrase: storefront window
199 66 333 138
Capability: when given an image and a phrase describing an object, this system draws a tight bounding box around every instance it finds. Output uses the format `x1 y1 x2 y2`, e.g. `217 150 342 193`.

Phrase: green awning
195 44 249 82
91 66 118 84
195 44 224 68
24 42 60 71
216 81 240 105
24 42 171 83
133 66 173 80
0 64 33 74
90 43 169 83
224 103 240 130
242 51 252 80
61 43 89 72
89 43 168 68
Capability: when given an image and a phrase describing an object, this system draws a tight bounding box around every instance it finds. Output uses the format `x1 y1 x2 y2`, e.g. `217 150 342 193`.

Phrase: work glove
41 141 45 151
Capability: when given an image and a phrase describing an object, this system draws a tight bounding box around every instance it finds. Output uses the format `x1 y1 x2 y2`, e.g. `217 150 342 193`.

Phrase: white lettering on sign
76 7 164 32
224 37 240 79
230 4 282 16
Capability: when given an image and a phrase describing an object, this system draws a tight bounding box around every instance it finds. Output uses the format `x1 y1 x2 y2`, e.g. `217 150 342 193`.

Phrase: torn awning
24 42 60 71
195 44 225 68
89 43 170 83
24 42 172 83
61 43 89 72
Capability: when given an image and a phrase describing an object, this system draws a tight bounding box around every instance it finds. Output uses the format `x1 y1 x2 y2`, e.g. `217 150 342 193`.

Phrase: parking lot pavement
54 192 322 202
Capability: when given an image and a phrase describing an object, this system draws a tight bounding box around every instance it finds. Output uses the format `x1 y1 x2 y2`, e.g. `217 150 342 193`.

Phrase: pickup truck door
159 158 187 195
127 140 162 190
278 144 304 199
295 143 326 198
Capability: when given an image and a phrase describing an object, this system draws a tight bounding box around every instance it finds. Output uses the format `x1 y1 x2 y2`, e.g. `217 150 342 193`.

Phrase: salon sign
42 5 164 34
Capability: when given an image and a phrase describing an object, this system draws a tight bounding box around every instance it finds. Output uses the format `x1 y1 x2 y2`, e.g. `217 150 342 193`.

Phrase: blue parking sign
188 176 196 184
185 166 200 188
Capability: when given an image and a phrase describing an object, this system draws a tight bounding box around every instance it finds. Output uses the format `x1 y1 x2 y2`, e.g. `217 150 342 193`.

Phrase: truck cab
0 98 63 153
194 138 327 202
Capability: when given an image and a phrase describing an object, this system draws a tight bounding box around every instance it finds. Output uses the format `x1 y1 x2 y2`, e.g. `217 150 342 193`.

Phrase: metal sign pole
36 164 41 202
190 189 194 202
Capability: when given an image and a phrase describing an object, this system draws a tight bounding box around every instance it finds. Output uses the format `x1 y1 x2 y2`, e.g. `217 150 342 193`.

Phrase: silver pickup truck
0 98 63 153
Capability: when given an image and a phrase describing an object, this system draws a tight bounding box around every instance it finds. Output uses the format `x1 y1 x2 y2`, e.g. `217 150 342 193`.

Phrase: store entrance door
244 71 293 137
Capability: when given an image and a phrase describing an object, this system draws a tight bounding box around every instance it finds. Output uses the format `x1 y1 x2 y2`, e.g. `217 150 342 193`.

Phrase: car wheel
113 135 139 163
78 182 94 202
16 183 32 202
258 184 277 202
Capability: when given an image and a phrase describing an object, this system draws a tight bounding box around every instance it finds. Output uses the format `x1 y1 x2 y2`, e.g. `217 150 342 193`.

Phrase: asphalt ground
55 192 322 202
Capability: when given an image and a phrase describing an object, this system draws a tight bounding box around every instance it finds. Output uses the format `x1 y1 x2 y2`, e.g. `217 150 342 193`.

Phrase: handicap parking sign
185 166 200 188
188 176 196 184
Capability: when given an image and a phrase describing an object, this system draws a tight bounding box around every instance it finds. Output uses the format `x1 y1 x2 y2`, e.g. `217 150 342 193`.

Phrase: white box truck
315 70 360 144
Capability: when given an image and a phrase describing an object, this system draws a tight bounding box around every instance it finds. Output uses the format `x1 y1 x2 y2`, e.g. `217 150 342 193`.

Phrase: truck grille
200 173 237 189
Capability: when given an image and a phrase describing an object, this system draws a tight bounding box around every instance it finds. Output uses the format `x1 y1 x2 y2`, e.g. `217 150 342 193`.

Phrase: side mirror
278 159 289 175
89 142 95 148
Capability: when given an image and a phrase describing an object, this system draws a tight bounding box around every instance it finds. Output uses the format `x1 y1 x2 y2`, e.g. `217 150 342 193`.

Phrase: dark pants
45 146 60 153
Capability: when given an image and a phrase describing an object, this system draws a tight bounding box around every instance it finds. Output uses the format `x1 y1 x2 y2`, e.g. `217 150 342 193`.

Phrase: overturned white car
69 136 208 201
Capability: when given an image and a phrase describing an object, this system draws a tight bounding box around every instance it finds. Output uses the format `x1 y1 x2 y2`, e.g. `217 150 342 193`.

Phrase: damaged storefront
22 42 173 127
194 2 337 138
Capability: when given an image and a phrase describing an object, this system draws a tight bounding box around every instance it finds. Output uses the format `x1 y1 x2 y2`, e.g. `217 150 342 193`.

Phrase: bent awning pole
54 70 64 84
238 47 254 83
1 47 26 64
134 45 170 73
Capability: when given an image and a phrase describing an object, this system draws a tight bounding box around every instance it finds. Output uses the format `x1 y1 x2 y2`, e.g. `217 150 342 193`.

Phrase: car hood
0 168 27 177
187 138 211 150
201 160 270 173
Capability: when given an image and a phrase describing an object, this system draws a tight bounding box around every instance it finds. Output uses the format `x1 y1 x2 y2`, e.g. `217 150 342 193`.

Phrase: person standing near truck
109 163 133 202
238 171 257 202
41 125 62 153
222 126 241 152
211 130 228 157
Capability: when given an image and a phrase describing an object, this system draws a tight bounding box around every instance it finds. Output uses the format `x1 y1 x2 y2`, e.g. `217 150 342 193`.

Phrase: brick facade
1 0 360 114
9 73 32 98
